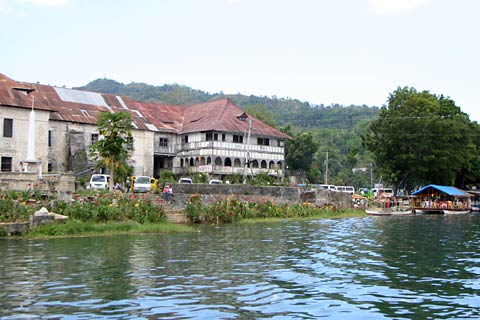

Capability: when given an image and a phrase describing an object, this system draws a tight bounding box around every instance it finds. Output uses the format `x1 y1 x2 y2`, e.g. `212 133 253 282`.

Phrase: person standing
168 185 174 202
125 178 130 193
163 185 169 202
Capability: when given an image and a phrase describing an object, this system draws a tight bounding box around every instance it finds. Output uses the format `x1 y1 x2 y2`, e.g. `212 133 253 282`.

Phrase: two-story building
0 73 290 181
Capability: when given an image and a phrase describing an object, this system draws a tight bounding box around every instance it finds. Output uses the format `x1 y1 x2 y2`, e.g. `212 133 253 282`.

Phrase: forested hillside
75 79 380 187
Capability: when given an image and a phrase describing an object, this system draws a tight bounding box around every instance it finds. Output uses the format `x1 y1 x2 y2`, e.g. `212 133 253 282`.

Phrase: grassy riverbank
239 208 367 224
24 220 194 239
185 194 366 224
0 191 366 238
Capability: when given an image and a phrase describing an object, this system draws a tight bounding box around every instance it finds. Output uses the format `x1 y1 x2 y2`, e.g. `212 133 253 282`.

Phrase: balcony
173 165 283 177
176 141 284 155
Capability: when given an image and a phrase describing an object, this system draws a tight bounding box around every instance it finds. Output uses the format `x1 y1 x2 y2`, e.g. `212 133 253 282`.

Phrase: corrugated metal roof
412 184 470 197
0 73 291 140
55 87 108 107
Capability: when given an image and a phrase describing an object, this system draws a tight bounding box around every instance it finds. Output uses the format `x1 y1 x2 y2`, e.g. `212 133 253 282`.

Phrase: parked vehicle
318 184 337 191
178 177 193 184
88 174 110 189
336 186 355 195
133 176 152 193
209 179 222 185
372 187 394 198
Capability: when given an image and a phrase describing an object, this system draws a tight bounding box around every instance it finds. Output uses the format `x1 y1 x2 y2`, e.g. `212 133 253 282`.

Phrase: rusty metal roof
0 73 291 139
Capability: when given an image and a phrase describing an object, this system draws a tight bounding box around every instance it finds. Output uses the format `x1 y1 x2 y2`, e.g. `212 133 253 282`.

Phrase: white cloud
368 0 433 14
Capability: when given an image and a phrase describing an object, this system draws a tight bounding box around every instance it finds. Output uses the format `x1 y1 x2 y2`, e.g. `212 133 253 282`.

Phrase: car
133 175 152 193
88 174 110 189
209 179 222 185
178 177 193 184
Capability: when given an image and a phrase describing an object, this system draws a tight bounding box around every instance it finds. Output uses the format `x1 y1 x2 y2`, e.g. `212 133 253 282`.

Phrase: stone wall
0 172 75 199
169 184 352 209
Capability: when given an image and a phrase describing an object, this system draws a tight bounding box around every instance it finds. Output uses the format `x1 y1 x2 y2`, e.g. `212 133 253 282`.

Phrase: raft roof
412 184 470 197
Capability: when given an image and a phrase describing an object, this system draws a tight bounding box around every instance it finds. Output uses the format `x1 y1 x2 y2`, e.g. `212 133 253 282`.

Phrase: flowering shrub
184 195 354 224
51 194 166 224
0 199 35 222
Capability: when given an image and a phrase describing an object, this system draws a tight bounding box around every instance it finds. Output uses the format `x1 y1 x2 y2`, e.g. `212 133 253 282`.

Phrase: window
206 132 218 141
3 118 13 137
222 134 226 142
257 137 270 146
233 134 243 143
48 162 53 172
277 140 284 147
48 130 52 147
159 137 168 147
91 133 99 144
1 157 12 172
183 135 189 144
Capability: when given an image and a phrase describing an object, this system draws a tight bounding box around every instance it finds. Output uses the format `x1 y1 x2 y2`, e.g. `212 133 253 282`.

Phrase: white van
178 177 193 184
318 184 337 192
337 186 355 195
372 187 394 198
88 174 110 189
133 176 152 193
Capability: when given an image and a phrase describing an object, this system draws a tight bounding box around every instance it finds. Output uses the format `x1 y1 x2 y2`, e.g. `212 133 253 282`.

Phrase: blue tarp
412 184 469 197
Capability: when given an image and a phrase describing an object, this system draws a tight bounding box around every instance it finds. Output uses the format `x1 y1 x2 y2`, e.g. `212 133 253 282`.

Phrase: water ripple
1 215 480 319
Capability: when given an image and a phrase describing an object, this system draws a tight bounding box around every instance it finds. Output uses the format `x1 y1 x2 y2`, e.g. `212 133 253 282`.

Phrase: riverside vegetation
0 190 365 238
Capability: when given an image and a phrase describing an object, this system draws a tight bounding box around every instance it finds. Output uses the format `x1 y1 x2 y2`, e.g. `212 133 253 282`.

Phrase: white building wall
131 129 154 176
0 106 50 172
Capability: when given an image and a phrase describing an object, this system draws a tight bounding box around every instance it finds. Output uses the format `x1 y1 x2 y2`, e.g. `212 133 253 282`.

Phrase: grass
238 208 367 224
23 220 194 239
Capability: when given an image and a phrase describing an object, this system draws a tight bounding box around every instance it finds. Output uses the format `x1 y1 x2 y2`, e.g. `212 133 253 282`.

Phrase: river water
1 214 479 319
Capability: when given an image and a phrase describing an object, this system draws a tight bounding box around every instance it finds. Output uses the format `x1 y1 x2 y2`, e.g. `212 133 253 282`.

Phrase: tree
363 87 478 190
282 126 319 174
245 103 277 128
89 111 134 191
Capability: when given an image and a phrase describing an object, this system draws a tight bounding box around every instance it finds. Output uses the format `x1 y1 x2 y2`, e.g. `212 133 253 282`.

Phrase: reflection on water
1 214 480 319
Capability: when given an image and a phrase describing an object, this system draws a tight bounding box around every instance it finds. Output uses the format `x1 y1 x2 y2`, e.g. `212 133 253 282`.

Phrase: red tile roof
0 73 291 139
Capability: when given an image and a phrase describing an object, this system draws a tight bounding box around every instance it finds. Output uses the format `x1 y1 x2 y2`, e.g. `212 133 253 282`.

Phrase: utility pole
243 119 252 184
369 163 373 189
324 150 329 184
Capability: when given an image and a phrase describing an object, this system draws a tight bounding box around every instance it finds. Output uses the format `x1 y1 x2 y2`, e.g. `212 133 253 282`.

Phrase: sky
2 0 479 121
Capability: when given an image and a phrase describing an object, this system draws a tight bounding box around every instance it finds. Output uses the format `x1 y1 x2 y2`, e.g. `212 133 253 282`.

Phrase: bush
51 194 166 224
0 199 35 222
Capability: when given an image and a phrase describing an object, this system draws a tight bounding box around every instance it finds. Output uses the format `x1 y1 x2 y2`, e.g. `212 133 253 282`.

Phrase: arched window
277 161 283 169
234 158 242 167
207 157 211 165
252 160 259 168
215 157 222 166
180 159 184 167
269 161 275 169
261 160 267 168
190 158 194 166
199 157 206 165
225 158 232 167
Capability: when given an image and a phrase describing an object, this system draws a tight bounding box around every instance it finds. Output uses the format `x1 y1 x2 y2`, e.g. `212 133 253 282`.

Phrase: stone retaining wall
169 184 352 209
0 172 75 200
